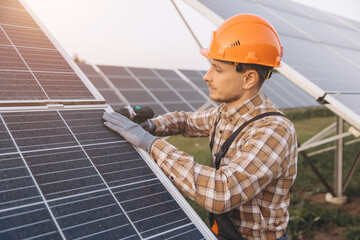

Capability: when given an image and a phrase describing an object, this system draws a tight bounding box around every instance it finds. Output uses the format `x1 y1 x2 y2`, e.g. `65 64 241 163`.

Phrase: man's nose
203 70 211 82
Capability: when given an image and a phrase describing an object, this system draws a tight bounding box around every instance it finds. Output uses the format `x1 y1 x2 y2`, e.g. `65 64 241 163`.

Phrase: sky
24 0 360 71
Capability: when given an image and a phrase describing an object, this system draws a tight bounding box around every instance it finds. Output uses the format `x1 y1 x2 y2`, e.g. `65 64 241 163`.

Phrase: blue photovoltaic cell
0 109 206 239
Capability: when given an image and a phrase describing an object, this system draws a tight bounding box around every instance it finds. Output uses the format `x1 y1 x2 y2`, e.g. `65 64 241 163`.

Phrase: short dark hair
218 60 273 86
235 63 273 87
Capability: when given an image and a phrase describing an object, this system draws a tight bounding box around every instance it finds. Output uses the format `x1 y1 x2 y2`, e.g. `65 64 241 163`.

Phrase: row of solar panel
77 63 319 116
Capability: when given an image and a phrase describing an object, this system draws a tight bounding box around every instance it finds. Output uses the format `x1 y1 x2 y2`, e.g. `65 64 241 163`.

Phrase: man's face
203 59 246 108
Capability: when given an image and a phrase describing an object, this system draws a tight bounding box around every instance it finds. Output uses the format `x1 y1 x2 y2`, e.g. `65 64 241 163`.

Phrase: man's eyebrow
211 62 222 69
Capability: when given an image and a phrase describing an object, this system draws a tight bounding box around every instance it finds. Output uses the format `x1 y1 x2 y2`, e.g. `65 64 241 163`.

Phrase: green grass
165 111 360 239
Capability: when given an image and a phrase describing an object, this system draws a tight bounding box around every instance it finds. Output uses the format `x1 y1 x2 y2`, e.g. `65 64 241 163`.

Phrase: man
103 14 297 240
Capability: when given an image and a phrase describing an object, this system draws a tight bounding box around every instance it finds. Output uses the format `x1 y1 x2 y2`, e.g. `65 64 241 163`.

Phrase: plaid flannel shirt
150 91 297 240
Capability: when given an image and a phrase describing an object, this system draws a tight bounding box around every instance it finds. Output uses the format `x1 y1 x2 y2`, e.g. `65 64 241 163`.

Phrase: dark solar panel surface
0 0 95 101
97 65 211 116
0 109 206 240
197 0 360 95
77 63 125 108
96 65 166 116
329 94 360 116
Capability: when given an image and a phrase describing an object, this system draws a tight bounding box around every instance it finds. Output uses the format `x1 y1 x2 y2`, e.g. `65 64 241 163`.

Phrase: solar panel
0 108 213 239
186 0 360 129
0 1 99 102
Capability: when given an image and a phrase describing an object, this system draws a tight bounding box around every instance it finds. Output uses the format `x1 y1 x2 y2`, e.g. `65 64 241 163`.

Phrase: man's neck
224 90 259 111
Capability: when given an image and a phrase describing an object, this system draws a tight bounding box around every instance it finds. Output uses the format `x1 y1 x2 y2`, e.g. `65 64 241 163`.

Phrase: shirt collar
219 90 267 121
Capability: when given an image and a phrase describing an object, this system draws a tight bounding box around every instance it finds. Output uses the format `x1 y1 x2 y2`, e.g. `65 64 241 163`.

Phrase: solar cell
137 68 198 111
77 64 122 103
164 103 193 112
0 109 211 239
261 72 319 109
179 69 209 94
327 94 360 116
0 1 96 101
108 76 145 89
0 45 28 70
2 25 55 49
0 5 39 28
0 71 47 100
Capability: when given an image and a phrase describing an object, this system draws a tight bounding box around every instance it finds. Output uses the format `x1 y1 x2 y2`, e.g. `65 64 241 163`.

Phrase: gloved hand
140 119 156 134
103 112 158 151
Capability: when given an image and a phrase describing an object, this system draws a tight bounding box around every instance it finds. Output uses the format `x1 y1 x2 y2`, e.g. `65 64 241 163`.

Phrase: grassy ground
166 113 360 239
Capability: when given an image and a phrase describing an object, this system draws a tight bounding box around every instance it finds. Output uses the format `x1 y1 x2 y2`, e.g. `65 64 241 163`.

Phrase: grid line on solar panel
0 5 39 28
0 4 96 101
1 109 207 239
257 0 355 31
0 111 139 238
60 110 177 238
0 115 66 238
122 67 169 112
0 0 26 10
152 69 196 111
2 25 55 49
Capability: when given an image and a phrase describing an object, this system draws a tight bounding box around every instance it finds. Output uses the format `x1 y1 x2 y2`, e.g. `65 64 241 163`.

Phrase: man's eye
215 68 221 72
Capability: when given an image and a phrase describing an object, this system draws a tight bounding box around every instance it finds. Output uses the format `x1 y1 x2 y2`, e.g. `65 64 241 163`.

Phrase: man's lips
208 85 216 90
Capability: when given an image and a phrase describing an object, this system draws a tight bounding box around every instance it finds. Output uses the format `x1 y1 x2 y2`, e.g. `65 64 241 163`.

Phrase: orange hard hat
200 14 283 67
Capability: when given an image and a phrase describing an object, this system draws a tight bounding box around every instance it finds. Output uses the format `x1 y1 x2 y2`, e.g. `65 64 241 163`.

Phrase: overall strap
212 112 288 170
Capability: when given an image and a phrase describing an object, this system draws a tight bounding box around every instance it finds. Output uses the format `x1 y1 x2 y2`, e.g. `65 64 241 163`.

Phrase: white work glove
103 112 158 151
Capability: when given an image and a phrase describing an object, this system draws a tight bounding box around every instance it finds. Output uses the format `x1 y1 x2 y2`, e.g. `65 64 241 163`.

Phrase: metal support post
325 116 347 204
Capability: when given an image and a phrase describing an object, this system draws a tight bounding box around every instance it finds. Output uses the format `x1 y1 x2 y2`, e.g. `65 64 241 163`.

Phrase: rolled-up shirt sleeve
150 120 296 214
152 107 218 137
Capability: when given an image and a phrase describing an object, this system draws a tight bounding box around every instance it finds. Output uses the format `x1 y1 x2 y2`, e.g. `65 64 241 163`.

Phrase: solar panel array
79 63 318 112
77 64 216 116
0 1 214 239
0 1 96 101
190 0 360 129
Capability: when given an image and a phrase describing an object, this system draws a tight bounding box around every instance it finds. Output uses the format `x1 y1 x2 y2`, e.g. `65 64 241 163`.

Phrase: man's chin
209 95 223 103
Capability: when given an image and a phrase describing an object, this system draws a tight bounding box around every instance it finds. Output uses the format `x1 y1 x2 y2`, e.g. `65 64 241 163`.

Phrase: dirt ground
303 193 360 240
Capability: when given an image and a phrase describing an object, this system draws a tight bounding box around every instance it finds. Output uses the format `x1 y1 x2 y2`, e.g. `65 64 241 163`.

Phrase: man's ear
243 70 259 90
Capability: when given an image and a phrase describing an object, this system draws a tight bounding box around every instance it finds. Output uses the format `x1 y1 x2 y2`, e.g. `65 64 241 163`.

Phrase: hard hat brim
200 48 210 58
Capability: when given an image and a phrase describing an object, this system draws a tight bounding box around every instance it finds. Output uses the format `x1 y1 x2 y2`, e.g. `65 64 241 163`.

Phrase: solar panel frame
0 106 215 239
